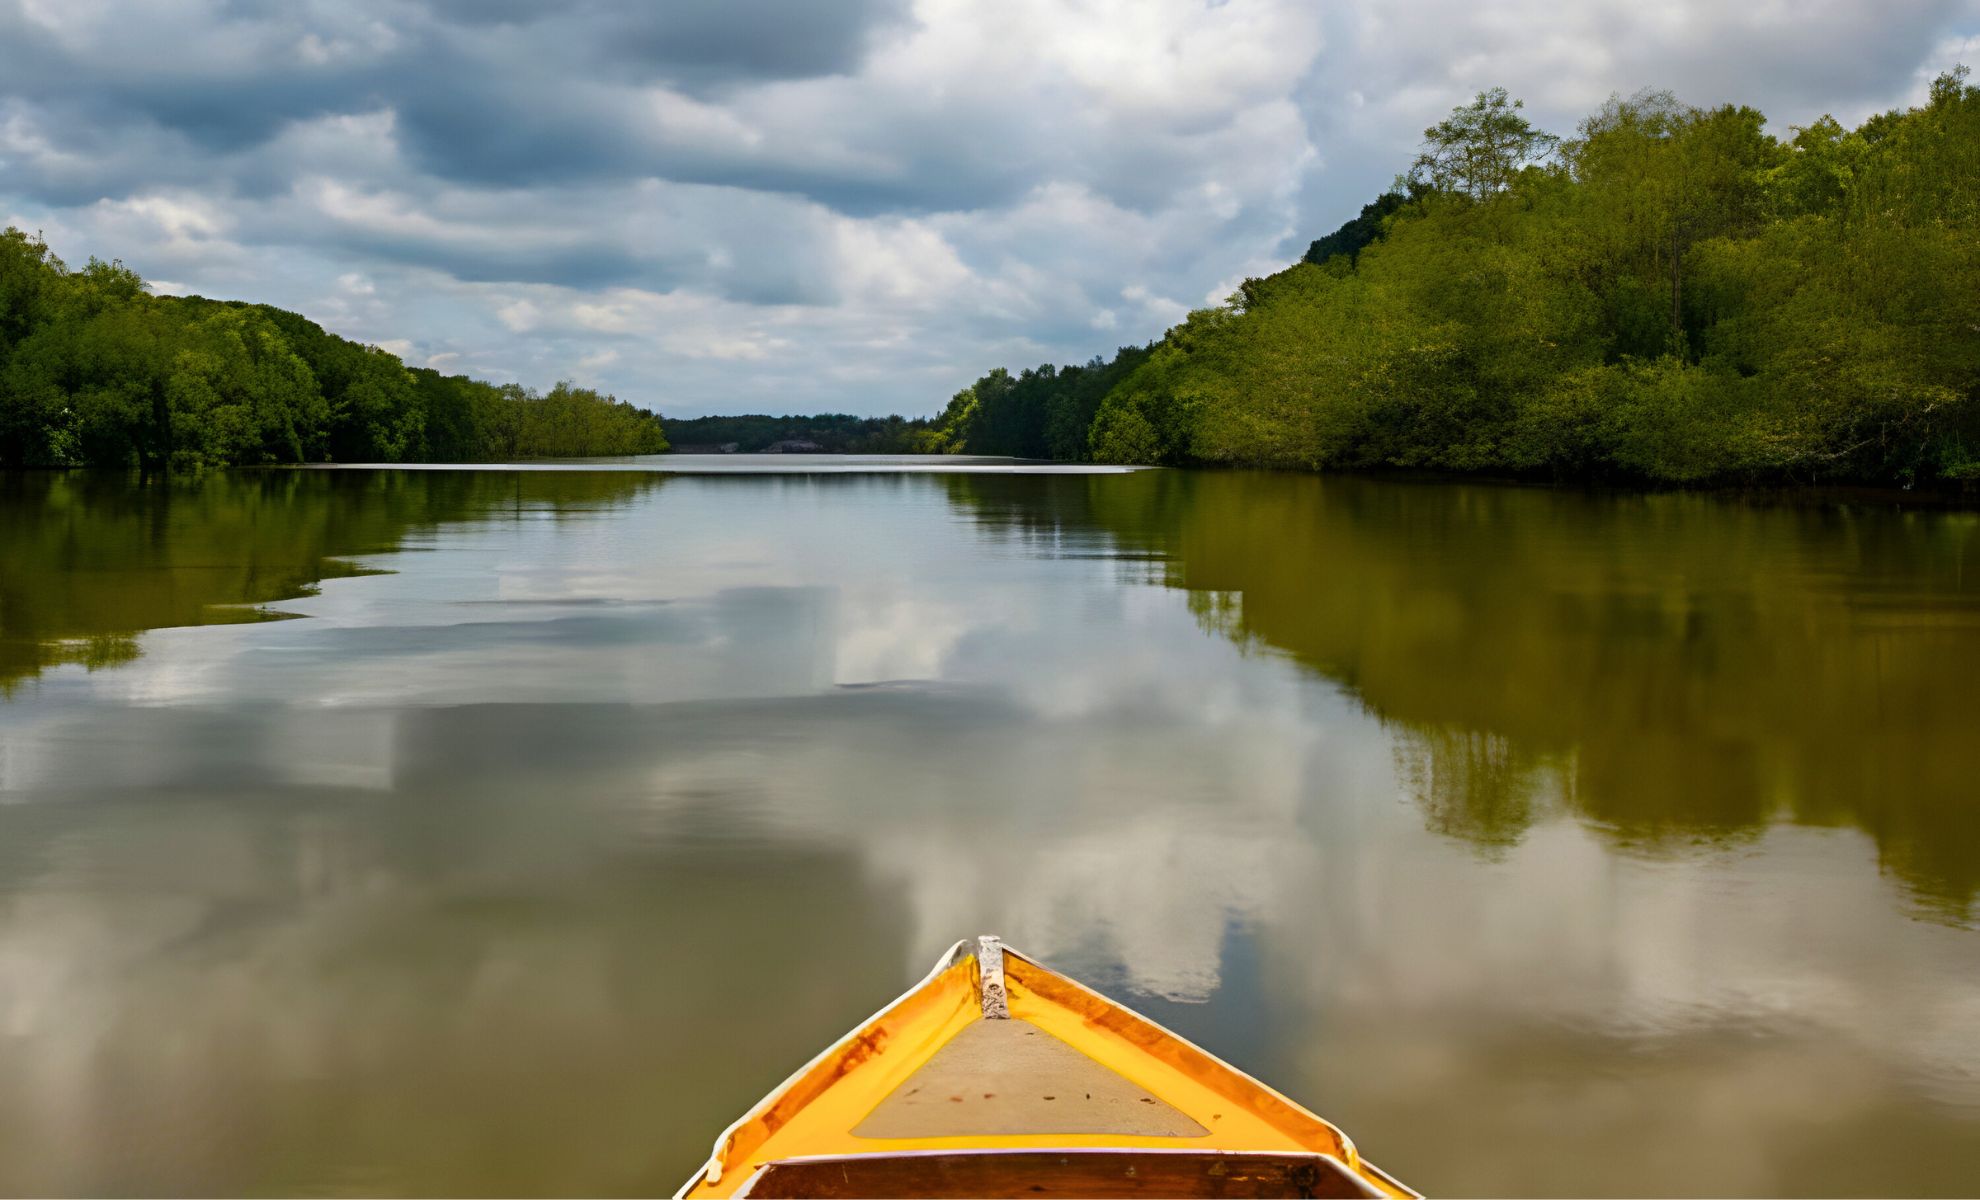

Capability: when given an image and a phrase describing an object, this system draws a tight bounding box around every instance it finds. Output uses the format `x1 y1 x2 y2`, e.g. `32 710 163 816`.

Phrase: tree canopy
1409 87 1561 199
662 412 943 454
925 71 1980 490
0 231 668 469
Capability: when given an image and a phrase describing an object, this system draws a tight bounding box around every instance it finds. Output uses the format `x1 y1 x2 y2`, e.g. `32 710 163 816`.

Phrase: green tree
1568 92 1775 355
0 227 672 468
1409 87 1560 200
939 68 1980 489
1304 189 1417 266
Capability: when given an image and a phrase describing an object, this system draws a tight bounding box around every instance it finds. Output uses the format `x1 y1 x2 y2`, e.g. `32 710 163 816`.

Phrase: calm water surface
2 459 1977 1196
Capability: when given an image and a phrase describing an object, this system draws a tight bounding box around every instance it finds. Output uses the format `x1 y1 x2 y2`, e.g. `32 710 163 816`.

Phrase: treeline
663 412 940 453
923 348 1154 459
932 69 1980 487
663 365 1155 455
0 230 668 469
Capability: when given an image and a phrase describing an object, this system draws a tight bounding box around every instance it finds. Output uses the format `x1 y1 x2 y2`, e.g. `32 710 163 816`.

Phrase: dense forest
0 230 668 469
934 70 1980 487
663 412 940 454
668 348 1158 459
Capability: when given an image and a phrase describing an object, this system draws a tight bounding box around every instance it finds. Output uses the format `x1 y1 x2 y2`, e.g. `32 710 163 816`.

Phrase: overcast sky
3 1 1976 418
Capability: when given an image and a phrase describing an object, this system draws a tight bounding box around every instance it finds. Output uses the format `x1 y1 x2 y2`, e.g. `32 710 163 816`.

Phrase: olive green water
2 461 1977 1196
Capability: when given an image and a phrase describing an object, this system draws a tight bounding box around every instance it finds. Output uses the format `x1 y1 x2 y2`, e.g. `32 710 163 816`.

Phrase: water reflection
942 471 1980 918
0 467 1976 1196
0 470 665 692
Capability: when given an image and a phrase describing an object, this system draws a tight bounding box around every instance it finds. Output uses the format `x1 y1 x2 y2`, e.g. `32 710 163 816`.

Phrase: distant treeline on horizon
0 232 667 470
768 69 1977 489
663 412 943 455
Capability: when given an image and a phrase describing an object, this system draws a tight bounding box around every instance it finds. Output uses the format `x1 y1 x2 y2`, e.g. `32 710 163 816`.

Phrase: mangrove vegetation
936 72 1980 487
0 230 668 469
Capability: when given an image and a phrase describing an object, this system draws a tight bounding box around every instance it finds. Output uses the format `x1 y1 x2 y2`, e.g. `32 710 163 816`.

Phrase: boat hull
678 938 1415 1199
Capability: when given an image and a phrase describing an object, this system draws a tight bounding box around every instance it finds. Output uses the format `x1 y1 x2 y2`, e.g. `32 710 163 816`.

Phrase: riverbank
0 228 669 470
925 74 1980 492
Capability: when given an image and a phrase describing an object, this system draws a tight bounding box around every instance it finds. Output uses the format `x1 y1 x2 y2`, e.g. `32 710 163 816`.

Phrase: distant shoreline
11 456 1973 508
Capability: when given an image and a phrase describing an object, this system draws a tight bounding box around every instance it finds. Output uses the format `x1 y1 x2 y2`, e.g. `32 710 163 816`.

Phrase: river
1 459 1976 1195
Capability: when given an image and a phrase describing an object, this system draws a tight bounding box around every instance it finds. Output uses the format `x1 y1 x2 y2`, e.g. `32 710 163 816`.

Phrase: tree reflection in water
945 470 1980 919
0 469 664 692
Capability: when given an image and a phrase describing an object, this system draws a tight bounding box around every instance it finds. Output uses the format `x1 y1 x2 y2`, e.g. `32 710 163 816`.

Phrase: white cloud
92 193 228 243
830 216 973 306
496 298 539 333
1121 283 1188 327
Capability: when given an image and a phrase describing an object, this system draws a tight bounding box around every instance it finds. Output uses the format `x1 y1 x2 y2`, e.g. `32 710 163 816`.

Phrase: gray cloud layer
3 0 1976 416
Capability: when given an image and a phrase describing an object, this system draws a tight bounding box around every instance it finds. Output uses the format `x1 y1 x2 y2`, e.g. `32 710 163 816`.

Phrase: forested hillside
0 232 667 469
937 70 1980 486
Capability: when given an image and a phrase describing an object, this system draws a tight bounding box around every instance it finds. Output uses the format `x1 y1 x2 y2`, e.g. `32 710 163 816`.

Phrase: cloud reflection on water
1 467 1977 1195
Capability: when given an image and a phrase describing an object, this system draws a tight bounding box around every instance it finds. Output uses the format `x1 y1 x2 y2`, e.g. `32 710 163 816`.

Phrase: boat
677 936 1416 1199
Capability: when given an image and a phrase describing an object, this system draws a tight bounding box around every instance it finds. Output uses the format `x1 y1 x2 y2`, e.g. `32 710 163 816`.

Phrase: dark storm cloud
565 0 917 88
381 70 640 186
0 0 1313 260
0 5 360 150
423 0 914 87
0 0 916 191
264 175 846 304
0 0 1015 225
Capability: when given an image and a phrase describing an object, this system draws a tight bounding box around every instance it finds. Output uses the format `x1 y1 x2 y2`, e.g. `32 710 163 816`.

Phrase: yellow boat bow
678 936 1415 1199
